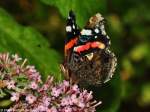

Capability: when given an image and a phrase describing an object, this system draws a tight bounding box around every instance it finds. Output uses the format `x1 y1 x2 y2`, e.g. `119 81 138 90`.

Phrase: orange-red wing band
74 41 105 53
65 37 78 55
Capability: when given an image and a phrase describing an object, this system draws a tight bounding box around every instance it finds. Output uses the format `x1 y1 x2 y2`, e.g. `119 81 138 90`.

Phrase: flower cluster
0 53 41 97
0 53 101 112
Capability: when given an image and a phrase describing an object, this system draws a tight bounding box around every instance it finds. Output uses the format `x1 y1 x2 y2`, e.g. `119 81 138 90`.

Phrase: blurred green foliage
0 0 150 111
0 8 62 81
41 0 107 27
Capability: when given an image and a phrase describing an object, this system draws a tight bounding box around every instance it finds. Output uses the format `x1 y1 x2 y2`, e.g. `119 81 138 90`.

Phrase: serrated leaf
41 0 107 27
0 8 62 81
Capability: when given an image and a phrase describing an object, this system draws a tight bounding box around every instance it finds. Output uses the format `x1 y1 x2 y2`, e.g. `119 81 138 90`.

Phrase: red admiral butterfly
61 11 117 87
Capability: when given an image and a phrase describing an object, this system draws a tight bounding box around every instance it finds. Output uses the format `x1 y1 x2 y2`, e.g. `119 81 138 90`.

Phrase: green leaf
0 99 12 108
0 89 6 98
0 8 62 81
129 43 149 62
122 58 134 76
107 15 123 37
41 0 107 27
139 83 150 106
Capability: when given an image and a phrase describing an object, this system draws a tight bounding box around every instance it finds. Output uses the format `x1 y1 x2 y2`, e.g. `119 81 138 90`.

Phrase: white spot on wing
100 25 106 35
108 41 111 45
73 46 78 52
96 13 104 22
95 36 98 39
94 28 99 33
66 26 72 32
68 16 71 19
104 78 110 83
85 53 94 60
72 24 75 29
106 35 110 39
81 29 92 35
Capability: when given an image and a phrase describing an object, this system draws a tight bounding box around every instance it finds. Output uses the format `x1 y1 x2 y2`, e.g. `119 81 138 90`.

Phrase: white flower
10 92 20 102
43 97 51 106
51 87 62 97
72 84 79 93
6 80 15 89
29 81 38 90
78 102 85 108
26 94 36 104
12 54 22 62
37 105 47 111
71 94 78 104
49 106 57 112
64 106 72 112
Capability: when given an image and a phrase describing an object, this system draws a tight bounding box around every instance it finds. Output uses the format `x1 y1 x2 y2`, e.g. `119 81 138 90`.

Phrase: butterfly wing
73 13 111 55
62 11 80 80
84 13 111 47
65 10 80 58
